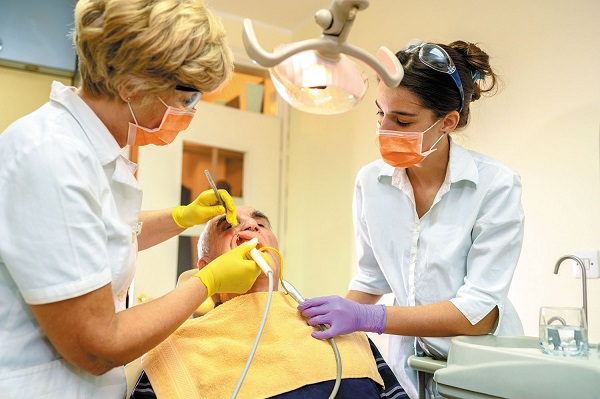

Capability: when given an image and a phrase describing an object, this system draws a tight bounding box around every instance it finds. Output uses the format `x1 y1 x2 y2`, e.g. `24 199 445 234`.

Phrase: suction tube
230 244 273 399
281 279 342 399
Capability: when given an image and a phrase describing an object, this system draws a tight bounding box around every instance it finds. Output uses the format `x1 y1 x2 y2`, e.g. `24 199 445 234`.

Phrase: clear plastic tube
230 260 273 399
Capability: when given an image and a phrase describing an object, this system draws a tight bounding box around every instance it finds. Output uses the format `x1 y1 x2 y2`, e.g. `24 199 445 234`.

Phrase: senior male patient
133 206 404 399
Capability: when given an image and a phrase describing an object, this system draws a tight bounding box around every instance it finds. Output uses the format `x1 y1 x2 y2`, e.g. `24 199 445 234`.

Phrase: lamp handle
341 44 404 88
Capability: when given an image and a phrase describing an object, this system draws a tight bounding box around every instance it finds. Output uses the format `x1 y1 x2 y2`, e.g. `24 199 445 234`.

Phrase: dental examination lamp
242 0 404 114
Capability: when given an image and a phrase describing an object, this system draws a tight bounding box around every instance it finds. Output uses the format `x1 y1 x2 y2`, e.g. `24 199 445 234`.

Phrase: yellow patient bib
142 292 383 399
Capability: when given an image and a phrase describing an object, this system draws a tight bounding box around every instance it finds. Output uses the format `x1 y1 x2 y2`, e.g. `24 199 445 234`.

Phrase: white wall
282 0 600 342
0 67 71 132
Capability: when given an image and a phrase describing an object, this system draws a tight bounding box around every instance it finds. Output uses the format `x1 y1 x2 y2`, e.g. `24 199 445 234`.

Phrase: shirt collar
376 136 479 186
446 137 479 186
377 162 395 179
49 81 123 166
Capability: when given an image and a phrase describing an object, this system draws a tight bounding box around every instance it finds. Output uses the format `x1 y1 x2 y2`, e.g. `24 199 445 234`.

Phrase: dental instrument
250 247 272 276
230 238 274 399
204 169 226 209
281 279 342 399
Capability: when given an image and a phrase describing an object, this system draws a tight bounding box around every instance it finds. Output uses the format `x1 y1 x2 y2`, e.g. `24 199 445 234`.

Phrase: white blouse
0 82 142 398
349 138 524 399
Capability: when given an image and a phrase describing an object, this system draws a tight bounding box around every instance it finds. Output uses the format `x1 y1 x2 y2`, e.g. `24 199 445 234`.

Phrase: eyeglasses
403 40 464 113
175 84 202 110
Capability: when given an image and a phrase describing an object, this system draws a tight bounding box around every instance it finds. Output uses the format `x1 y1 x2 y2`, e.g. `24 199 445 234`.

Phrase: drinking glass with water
539 306 588 356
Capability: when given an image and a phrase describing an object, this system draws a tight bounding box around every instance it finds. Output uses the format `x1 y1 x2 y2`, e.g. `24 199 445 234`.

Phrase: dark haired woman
299 40 524 398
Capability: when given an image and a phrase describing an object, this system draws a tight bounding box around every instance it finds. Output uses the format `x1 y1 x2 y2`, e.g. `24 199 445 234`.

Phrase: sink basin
434 335 600 399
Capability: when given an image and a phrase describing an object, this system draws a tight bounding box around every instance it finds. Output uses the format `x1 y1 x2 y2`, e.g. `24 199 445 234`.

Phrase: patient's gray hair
197 220 213 259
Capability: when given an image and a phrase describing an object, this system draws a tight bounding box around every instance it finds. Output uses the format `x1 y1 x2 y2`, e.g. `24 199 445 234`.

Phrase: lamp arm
243 19 403 88
242 19 326 67
340 43 403 88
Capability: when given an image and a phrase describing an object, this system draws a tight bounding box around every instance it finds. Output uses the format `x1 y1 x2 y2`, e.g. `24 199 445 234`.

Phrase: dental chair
407 354 447 399
125 357 143 399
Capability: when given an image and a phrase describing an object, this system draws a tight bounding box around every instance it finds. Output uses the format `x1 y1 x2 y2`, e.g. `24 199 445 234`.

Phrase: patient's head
197 206 280 302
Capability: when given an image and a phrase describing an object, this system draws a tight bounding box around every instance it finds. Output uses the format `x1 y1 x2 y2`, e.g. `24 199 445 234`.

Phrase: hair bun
449 40 498 99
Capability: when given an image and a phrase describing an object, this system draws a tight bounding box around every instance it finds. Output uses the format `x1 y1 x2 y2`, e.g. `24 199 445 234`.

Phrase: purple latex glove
297 295 387 339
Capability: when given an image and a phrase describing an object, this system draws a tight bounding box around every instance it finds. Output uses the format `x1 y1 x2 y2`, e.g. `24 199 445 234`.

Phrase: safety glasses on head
403 39 464 113
175 84 202 110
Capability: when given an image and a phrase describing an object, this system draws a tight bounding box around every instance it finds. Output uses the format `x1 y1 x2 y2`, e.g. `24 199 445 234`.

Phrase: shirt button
416 225 422 232
410 255 416 262
117 290 127 302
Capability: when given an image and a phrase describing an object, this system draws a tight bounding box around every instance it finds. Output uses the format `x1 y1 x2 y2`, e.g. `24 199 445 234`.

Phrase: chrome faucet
554 255 588 324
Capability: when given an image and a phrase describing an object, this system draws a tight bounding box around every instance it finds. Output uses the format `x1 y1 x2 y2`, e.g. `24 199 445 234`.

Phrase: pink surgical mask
127 98 196 147
377 119 444 168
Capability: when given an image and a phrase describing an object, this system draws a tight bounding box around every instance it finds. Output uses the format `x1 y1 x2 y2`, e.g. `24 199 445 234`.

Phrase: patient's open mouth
235 235 263 249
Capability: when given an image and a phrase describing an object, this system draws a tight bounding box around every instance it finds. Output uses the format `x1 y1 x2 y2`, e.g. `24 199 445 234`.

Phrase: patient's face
202 206 280 296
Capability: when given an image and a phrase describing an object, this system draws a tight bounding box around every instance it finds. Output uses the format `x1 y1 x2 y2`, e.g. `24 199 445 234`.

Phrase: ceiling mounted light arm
242 22 327 67
242 0 404 114
243 19 403 88
242 0 365 65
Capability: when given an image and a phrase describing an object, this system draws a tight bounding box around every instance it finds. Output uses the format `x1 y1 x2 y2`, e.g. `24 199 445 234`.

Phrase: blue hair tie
471 71 482 82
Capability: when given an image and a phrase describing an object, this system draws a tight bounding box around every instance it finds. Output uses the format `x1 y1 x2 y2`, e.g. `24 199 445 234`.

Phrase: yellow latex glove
172 189 238 228
245 249 274 273
194 239 261 297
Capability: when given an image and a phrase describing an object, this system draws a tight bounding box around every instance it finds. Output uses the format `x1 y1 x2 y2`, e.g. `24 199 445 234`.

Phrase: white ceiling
207 0 333 33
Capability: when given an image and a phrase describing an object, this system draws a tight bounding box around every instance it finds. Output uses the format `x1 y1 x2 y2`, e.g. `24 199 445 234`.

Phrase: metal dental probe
204 169 226 209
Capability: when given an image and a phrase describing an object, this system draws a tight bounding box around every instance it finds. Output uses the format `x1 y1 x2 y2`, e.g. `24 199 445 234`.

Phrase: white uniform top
349 138 524 399
0 81 142 398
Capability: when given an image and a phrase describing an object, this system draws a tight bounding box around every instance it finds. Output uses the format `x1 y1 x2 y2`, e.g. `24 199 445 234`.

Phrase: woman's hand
172 189 237 228
194 239 261 297
298 295 387 339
